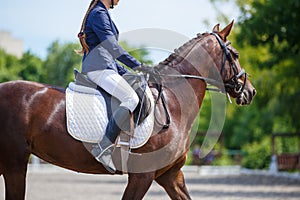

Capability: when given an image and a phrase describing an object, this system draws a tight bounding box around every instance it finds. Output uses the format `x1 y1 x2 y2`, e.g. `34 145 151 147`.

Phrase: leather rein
155 32 247 98
150 33 247 128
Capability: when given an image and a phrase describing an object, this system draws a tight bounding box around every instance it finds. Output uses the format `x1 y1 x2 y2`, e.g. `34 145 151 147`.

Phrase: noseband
210 32 247 96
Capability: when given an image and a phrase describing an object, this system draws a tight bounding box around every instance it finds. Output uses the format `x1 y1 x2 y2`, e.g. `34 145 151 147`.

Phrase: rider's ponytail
76 0 99 55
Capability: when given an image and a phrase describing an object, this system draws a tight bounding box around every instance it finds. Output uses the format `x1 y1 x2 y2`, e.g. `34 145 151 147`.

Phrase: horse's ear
219 20 234 40
212 24 220 33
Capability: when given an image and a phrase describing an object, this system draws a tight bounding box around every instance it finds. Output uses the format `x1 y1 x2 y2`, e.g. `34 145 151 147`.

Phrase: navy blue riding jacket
82 1 141 75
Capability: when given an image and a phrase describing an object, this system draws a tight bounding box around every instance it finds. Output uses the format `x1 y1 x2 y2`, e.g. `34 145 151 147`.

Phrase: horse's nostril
253 89 257 96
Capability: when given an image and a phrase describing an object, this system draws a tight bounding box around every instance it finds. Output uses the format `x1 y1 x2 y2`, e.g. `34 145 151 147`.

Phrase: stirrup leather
118 114 134 173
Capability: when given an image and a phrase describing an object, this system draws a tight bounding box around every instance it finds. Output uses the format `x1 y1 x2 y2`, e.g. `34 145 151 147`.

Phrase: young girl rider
77 0 141 173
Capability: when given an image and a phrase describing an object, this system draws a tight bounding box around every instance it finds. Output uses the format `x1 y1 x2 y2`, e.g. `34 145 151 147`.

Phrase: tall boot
91 106 132 173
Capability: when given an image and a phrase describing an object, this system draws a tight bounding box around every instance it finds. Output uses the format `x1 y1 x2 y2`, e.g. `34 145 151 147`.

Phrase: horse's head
211 21 256 105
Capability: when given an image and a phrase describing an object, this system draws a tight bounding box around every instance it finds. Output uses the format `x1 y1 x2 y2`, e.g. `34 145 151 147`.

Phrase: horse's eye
229 48 239 59
234 53 239 59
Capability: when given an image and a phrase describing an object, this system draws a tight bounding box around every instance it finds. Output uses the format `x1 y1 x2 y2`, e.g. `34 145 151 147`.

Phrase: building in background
0 31 23 58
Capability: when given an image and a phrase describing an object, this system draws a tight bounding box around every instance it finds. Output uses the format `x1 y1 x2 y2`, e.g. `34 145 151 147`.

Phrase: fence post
269 154 278 173
269 134 278 173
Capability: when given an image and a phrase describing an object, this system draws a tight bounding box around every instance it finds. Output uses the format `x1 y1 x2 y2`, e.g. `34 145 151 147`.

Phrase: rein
155 74 225 92
143 32 248 128
153 32 247 96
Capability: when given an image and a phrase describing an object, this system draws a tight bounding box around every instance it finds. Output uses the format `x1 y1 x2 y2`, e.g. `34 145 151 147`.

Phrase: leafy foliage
0 49 44 82
242 137 272 169
0 49 22 82
202 0 300 169
19 51 44 82
237 0 300 61
43 41 82 87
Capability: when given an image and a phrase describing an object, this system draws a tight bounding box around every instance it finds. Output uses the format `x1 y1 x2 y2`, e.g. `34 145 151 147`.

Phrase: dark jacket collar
97 1 107 10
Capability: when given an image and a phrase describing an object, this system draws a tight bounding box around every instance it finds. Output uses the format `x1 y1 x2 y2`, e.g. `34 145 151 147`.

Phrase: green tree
237 0 300 59
19 51 44 82
43 41 82 87
209 0 300 140
236 0 300 132
202 0 300 168
0 49 45 83
242 137 272 169
0 49 21 82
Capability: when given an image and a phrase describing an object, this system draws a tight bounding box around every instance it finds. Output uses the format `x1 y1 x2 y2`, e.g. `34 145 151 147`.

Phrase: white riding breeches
87 69 139 112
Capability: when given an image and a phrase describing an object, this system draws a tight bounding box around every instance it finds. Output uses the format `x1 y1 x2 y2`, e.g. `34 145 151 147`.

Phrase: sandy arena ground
1 167 300 200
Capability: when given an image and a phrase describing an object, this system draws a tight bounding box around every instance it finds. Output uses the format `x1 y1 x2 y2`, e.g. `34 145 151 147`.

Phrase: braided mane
159 33 209 67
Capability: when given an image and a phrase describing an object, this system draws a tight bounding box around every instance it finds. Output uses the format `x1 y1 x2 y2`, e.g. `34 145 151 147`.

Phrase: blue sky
0 0 239 59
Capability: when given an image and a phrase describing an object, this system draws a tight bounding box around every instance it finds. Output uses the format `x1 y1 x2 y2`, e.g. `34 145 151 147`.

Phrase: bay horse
0 21 256 200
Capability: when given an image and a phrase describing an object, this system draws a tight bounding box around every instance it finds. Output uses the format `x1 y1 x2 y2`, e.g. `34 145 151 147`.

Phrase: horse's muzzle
236 86 256 105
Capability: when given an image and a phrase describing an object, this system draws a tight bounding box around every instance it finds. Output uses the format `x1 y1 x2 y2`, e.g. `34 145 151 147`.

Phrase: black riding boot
91 106 132 173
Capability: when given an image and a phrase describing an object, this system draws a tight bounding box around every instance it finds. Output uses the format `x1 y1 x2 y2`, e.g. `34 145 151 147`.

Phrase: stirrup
93 144 116 173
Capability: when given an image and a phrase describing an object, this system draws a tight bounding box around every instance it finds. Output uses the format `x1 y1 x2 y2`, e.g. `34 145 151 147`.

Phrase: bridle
142 33 248 128
153 32 247 98
210 32 247 97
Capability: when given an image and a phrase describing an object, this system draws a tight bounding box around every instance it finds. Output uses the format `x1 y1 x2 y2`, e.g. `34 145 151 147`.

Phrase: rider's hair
76 0 99 55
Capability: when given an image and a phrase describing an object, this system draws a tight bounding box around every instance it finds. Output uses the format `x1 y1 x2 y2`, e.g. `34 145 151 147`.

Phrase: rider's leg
87 69 139 172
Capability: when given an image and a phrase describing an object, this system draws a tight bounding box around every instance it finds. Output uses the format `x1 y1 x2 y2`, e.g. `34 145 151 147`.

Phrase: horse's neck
160 33 215 78
159 33 214 106
155 37 215 129
159 33 222 131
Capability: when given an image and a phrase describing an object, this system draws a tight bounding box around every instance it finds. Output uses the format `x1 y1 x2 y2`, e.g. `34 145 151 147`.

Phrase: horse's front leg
155 169 191 200
155 154 191 200
122 172 155 200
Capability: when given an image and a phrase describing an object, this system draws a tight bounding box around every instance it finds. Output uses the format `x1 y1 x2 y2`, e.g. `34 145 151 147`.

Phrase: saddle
73 69 151 126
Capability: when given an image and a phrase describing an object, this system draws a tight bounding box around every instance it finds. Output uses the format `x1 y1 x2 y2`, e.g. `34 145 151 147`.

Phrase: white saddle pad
66 82 154 149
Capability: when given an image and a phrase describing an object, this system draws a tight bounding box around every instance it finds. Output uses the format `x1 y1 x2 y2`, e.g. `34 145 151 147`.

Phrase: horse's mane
158 33 209 67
